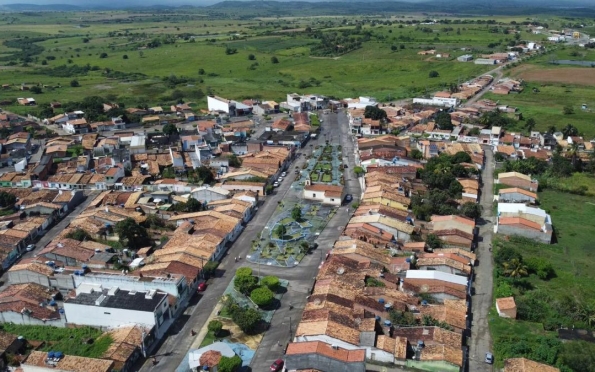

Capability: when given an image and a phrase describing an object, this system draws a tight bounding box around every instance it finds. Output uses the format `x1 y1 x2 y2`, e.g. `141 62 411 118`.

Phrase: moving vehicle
485 352 494 364
197 282 207 292
26 244 35 252
270 359 284 372
344 194 353 203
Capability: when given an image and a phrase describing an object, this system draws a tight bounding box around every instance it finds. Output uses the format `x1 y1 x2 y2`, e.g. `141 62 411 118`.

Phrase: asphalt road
469 147 495 372
138 111 360 372
0 190 100 284
247 111 361 372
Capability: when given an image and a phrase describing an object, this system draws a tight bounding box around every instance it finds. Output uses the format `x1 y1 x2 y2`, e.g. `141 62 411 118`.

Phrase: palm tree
502 258 528 278
524 118 536 132
547 125 557 135
567 142 579 168
562 124 578 138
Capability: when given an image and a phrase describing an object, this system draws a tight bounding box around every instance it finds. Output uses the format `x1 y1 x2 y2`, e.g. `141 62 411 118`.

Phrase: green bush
208 320 223 336
260 276 280 291
203 261 219 279
218 355 242 372
233 308 261 334
494 281 513 298
525 257 555 280
250 286 274 307
236 267 253 277
234 274 258 295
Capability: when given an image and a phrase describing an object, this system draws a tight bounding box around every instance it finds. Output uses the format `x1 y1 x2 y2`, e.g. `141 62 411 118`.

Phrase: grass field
483 81 595 138
490 190 595 368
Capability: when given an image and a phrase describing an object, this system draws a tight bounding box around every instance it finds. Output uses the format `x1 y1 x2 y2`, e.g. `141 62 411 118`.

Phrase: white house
63 118 89 134
303 183 344 206
345 96 378 109
207 96 252 116
63 285 172 338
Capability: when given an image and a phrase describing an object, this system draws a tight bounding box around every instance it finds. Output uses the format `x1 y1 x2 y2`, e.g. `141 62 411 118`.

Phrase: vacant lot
490 190 595 370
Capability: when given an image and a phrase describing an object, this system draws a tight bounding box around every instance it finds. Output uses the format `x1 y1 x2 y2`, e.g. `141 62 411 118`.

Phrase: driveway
469 147 495 372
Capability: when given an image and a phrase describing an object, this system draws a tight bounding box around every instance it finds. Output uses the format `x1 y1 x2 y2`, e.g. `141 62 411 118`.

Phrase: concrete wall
207 97 230 113
496 225 551 244
191 189 228 203
418 265 465 276
0 311 65 327
293 335 394 363
498 192 535 203
72 275 186 298
7 270 51 287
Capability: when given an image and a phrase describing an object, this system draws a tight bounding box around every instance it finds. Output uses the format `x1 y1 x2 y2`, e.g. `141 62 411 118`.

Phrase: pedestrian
234 257 237 262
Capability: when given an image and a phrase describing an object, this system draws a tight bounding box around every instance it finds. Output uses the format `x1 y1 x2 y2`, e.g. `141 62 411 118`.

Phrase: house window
313 193 316 198
104 312 111 315
330 199 334 202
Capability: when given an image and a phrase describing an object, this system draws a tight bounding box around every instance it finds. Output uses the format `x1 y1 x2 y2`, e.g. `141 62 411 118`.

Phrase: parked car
485 352 494 364
273 182 280 188
54 267 65 274
344 194 353 203
270 359 284 372
277 177 283 182
343 164 349 168
26 244 35 252
281 171 287 177
197 282 207 292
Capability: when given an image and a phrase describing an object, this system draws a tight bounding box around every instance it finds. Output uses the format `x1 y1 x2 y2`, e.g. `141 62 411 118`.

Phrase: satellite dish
420 284 430 293
337 267 345 275
313 298 321 305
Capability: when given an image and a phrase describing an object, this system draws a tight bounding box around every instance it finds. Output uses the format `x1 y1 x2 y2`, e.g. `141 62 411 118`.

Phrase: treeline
1 36 46 62
310 28 366 57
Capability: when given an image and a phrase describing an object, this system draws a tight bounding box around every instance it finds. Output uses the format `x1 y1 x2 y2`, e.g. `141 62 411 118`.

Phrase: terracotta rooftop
24 351 114 372
504 358 560 372
496 296 516 310
498 217 542 231
286 341 365 362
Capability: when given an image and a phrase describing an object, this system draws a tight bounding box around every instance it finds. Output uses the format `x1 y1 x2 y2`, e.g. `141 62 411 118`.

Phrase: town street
139 111 361 372
469 147 495 372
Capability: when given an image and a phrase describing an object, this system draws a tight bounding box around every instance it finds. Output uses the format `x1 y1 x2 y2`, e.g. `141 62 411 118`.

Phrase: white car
273 182 280 188
281 172 287 177
26 244 35 252
278 177 284 182
54 267 65 273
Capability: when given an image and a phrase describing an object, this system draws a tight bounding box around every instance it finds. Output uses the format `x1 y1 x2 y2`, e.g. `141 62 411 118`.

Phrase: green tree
234 307 261 333
291 205 302 222
250 287 274 307
525 257 555 280
460 202 483 219
260 276 280 292
208 320 223 336
364 105 387 121
562 105 574 115
162 123 179 136
391 45 398 51
426 234 442 249
122 54 128 59
234 274 258 295
65 228 92 242
389 310 418 326
198 68 205 75
202 261 219 279
274 224 287 239
435 111 453 130
248 54 256 60
185 198 202 212
0 191 16 208
99 52 108 58
270 56 279 64
217 355 242 372
228 154 242 167
525 117 536 132
410 149 423 160
70 79 80 87
196 166 214 184
503 258 529 278
562 123 578 137
353 166 365 177
236 267 253 277
428 70 440 78
30 86 42 94
114 218 151 250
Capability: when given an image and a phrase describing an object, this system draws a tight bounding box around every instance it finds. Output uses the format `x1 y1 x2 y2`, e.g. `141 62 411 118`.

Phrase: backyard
489 190 595 370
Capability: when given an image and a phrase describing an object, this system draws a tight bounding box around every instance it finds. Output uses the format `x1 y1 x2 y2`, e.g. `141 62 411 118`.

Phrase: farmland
0 10 551 115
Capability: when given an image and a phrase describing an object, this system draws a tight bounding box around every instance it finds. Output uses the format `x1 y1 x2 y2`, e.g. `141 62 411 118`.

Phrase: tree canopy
250 287 274 307
364 105 387 121
0 191 16 208
435 111 453 130
115 218 151 250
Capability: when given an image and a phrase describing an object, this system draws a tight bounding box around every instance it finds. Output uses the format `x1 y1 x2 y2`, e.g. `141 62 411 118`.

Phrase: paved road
138 111 360 372
248 111 361 372
469 147 495 372
463 66 504 107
